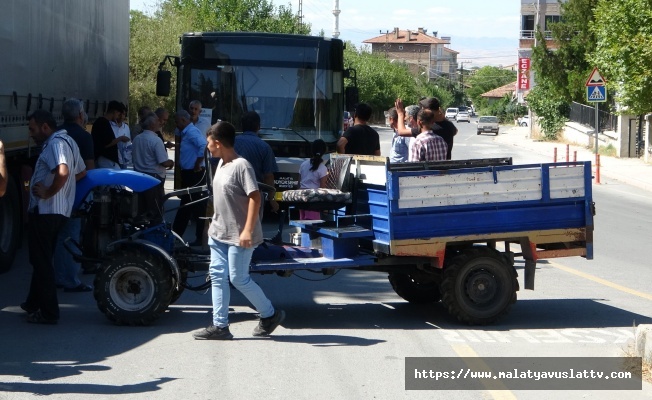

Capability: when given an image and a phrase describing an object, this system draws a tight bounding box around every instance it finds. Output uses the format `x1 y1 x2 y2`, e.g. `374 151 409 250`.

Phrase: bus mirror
345 87 359 111
156 70 171 97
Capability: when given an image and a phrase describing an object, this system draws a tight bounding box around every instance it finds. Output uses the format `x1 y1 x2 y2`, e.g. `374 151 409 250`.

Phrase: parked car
518 115 530 127
455 111 471 123
476 116 499 135
445 107 458 119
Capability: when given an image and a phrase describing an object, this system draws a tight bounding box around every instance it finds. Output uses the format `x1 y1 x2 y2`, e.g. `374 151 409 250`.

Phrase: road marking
452 344 517 400
548 260 652 301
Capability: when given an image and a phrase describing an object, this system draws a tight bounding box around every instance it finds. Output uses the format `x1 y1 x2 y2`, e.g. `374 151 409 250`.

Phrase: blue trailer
74 156 594 325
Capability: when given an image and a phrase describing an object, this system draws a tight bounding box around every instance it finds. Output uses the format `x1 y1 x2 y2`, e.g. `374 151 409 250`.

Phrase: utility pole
458 60 472 104
298 0 303 27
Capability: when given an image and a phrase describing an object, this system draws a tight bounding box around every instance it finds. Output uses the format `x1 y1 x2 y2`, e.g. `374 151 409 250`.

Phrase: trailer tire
388 272 441 304
0 177 21 274
441 247 518 325
94 250 173 325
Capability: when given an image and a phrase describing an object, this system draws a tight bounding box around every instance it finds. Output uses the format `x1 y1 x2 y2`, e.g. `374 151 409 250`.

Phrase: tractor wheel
441 247 518 325
388 272 441 304
94 250 173 325
169 269 188 305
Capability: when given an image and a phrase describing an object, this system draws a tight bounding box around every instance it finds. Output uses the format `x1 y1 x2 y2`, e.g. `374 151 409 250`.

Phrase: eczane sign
518 58 531 90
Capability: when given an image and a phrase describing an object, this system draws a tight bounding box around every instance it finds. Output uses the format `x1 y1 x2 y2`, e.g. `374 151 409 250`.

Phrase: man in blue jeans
193 121 284 340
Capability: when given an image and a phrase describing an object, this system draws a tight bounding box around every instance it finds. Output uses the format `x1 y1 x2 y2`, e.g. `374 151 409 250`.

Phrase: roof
363 29 450 45
481 81 517 98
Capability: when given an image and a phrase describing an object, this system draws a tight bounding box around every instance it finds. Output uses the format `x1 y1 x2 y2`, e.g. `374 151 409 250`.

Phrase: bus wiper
259 127 311 144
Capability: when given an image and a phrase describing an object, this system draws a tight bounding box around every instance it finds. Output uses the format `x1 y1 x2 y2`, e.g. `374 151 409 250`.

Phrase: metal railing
569 102 617 133
520 30 553 40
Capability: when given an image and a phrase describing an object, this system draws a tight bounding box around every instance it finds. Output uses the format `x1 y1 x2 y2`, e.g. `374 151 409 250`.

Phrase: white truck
0 0 130 272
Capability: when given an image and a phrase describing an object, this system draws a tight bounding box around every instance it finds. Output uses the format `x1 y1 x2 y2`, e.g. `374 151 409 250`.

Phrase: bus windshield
178 34 346 158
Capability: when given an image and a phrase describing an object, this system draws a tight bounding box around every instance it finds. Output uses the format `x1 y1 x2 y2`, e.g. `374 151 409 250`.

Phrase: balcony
520 30 553 40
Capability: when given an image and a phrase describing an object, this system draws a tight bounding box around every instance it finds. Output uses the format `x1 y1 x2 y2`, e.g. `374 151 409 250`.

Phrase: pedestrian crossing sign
586 85 607 103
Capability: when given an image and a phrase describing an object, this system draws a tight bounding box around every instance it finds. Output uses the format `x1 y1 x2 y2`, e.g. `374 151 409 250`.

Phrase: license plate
484 128 492 131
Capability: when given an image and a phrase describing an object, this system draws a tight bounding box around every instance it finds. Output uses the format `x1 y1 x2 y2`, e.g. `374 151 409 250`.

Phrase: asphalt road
1 121 651 399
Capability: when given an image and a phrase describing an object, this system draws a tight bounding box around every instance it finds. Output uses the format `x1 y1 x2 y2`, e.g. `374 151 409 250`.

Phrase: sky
130 0 520 67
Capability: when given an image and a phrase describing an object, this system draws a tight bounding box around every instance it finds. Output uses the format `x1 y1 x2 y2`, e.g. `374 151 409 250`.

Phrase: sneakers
252 309 285 337
193 325 233 340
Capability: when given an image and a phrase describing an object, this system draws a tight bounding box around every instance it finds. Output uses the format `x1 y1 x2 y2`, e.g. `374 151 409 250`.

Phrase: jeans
53 217 82 288
208 237 274 328
25 213 68 320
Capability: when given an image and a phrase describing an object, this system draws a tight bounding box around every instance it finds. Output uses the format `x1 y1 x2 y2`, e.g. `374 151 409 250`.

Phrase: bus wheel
94 250 173 325
441 247 518 325
388 272 441 304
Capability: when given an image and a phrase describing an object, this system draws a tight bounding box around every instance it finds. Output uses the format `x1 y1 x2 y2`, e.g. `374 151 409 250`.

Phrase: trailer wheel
441 247 518 325
388 272 441 304
94 250 173 325
0 177 21 274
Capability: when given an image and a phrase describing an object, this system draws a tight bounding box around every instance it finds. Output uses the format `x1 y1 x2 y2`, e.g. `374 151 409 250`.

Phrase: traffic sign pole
595 103 599 154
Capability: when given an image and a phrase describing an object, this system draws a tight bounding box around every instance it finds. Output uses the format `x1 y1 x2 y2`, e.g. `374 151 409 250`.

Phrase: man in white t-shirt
111 102 132 169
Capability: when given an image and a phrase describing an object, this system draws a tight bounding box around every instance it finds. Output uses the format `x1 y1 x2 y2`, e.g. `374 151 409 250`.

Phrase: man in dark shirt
53 98 94 292
395 97 458 160
59 99 95 170
336 103 381 156
92 100 127 169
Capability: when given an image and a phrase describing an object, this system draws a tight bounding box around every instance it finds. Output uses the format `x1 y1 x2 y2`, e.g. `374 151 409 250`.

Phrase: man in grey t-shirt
193 121 284 341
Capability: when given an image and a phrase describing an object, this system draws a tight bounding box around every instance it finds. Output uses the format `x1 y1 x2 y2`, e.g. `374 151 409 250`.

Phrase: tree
163 0 309 34
343 43 453 121
465 66 516 109
590 0 652 114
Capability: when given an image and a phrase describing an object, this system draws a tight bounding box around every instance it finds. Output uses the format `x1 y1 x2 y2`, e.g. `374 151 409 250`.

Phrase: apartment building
363 28 458 82
518 0 565 100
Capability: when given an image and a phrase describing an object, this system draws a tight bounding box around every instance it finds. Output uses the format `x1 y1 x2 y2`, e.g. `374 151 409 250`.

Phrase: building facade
363 28 458 82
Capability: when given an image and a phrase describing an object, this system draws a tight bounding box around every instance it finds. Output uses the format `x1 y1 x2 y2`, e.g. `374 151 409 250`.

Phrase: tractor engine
80 187 144 261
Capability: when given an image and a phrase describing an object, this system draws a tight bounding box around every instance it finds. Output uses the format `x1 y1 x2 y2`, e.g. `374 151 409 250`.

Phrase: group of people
336 97 457 163
10 94 453 333
13 100 285 340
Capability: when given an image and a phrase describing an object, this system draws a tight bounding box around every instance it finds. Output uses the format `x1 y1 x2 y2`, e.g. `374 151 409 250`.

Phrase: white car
518 115 530 127
445 107 458 119
455 111 470 123
477 116 499 135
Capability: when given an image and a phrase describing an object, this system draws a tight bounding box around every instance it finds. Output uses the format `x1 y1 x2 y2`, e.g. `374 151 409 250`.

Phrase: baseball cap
419 97 441 111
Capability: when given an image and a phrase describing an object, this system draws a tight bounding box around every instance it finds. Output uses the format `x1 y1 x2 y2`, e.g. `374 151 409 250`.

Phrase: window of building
522 15 535 30
545 15 562 30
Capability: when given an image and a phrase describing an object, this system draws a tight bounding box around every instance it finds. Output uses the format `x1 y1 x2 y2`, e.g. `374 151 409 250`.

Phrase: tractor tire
169 269 188 305
94 249 173 325
440 246 518 325
388 272 441 304
0 177 21 274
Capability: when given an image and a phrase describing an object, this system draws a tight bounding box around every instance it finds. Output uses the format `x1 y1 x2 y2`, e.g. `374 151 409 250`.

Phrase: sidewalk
496 126 652 193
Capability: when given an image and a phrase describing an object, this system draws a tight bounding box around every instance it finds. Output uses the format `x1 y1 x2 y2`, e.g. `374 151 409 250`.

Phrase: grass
599 143 617 157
